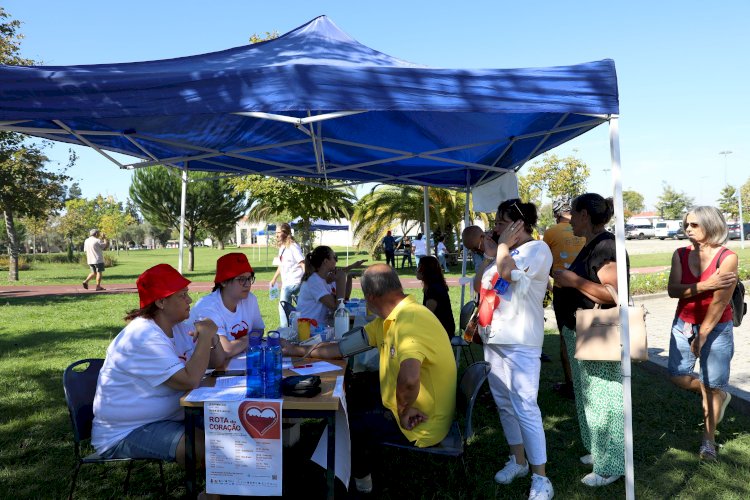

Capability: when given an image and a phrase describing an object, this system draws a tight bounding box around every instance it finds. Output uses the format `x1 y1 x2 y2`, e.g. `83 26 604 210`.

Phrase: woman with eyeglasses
461 199 554 500
296 245 367 328
666 206 736 461
189 253 265 357
551 193 627 487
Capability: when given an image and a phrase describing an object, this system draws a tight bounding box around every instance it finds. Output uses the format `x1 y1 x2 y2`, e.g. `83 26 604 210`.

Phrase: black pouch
281 375 322 398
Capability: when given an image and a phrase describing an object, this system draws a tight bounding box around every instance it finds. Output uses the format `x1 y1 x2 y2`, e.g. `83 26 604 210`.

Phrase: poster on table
204 399 283 496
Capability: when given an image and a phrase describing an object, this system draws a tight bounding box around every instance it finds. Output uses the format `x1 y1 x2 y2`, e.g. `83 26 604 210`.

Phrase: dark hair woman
416 255 455 339
551 192 627 487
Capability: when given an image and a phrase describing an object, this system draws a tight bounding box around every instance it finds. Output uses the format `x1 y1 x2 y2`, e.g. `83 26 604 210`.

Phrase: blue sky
5 1 749 210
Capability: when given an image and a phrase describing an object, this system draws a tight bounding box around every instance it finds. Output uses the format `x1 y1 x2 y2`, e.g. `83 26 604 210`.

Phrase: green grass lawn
1 289 748 498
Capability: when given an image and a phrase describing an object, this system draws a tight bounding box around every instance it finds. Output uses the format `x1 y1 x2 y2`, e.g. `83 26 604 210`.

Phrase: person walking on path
412 233 427 269
543 196 586 398
383 231 396 268
269 223 305 327
666 206 736 461
82 229 108 291
399 236 413 268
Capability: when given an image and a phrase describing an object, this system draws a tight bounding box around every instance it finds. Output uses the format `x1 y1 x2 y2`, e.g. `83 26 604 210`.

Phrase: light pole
719 150 733 187
738 189 745 250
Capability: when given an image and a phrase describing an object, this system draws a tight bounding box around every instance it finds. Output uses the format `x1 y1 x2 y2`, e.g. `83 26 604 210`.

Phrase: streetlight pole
719 150 733 187
739 189 745 250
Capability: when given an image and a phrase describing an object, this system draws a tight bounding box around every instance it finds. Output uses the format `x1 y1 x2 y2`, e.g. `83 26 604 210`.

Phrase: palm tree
352 185 489 257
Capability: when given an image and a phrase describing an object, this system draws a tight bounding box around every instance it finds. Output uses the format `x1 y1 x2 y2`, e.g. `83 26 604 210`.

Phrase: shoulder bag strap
716 247 728 270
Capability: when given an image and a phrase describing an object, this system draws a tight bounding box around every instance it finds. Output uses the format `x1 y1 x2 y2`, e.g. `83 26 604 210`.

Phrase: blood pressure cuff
338 326 373 358
281 375 321 397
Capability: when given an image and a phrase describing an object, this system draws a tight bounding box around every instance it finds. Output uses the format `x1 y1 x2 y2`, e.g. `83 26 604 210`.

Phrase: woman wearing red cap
92 264 224 470
189 253 265 357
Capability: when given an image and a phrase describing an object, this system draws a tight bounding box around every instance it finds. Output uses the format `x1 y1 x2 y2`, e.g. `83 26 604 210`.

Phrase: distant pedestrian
400 236 413 268
436 235 450 273
270 223 305 327
83 229 108 291
383 231 396 267
412 233 427 268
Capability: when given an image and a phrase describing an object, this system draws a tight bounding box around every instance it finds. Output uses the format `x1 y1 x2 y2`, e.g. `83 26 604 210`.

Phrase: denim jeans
668 317 734 389
278 282 301 328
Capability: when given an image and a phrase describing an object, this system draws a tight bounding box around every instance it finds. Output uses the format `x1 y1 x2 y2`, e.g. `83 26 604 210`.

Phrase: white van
654 220 682 240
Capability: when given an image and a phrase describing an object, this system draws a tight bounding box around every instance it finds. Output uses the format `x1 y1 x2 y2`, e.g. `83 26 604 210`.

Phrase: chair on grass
63 359 166 499
280 300 296 325
383 361 491 473
451 300 478 367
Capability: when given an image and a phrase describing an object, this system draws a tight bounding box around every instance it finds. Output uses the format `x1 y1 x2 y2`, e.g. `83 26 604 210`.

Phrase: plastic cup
298 320 311 341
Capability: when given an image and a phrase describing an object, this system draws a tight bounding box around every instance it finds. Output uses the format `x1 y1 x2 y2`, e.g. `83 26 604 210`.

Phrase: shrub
0 255 31 271
22 252 117 267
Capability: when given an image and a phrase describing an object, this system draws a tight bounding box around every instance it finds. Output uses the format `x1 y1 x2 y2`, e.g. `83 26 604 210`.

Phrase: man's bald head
361 263 403 298
462 225 484 251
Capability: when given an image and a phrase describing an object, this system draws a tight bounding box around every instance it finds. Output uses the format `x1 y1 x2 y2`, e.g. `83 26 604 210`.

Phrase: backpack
717 248 747 327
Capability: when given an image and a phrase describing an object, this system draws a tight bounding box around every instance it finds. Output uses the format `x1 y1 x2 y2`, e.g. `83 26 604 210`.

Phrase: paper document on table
290 361 341 375
312 376 350 489
226 354 246 371
184 385 246 402
283 357 293 370
215 376 245 387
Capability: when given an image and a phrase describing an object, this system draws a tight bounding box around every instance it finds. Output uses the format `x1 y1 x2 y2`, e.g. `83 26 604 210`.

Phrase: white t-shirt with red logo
189 289 265 341
92 317 195 454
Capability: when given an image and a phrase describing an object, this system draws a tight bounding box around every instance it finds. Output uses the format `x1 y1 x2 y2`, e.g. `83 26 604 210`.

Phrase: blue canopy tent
0 16 636 497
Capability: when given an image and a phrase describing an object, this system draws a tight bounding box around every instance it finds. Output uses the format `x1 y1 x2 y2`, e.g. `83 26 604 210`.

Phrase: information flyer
205 399 283 496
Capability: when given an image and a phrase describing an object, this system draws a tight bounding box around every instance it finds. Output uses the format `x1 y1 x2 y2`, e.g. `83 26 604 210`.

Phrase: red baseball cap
136 264 191 308
215 253 254 284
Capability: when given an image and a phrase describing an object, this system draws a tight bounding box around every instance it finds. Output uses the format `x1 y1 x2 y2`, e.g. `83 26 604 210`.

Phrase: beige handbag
575 284 648 361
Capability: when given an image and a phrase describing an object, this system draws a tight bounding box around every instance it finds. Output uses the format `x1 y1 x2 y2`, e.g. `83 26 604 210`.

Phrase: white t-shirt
92 317 195 453
413 238 427 256
84 236 105 264
189 289 265 341
279 243 304 287
479 240 552 347
437 242 448 256
296 273 335 327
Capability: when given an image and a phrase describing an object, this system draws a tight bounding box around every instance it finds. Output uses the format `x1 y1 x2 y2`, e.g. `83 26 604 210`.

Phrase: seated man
283 263 456 493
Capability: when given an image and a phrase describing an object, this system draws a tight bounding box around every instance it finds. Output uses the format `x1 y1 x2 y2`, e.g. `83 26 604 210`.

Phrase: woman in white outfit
462 198 554 500
270 223 305 327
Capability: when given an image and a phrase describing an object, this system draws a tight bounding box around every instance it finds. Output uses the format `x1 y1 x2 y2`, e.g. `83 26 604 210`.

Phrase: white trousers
483 343 547 465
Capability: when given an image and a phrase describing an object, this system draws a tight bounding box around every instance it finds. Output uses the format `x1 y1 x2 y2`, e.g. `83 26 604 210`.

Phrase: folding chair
63 359 166 499
383 361 491 475
280 300 297 325
451 300 478 368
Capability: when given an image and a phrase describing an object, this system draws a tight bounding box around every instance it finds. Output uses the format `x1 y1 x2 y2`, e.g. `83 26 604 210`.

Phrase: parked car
625 224 655 240
727 223 750 240
655 220 682 240
673 227 688 240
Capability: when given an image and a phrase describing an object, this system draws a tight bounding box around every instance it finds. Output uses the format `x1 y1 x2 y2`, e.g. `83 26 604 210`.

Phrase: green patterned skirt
562 325 625 477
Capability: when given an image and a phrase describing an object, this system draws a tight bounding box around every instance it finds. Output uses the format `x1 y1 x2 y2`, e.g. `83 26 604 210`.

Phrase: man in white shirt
412 233 427 269
82 228 108 291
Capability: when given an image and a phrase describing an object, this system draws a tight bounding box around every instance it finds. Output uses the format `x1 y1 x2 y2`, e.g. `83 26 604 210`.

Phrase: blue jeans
278 282 301 327
437 253 449 272
668 317 734 389
99 420 185 461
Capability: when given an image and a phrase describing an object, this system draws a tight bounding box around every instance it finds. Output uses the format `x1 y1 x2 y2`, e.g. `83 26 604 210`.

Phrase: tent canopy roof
0 16 619 188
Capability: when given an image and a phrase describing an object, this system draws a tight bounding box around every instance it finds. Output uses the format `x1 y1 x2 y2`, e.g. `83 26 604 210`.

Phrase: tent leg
178 164 188 274
460 173 471 309
609 117 635 500
423 186 431 256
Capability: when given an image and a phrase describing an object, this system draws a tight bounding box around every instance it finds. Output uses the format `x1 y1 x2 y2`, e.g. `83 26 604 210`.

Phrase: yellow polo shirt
364 295 456 447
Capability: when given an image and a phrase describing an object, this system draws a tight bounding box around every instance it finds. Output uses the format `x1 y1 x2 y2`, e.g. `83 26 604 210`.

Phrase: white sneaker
580 454 593 465
355 474 372 493
581 472 621 487
529 473 554 500
494 455 529 485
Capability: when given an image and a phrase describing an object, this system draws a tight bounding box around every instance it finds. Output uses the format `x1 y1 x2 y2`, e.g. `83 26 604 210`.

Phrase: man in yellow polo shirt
283 264 456 494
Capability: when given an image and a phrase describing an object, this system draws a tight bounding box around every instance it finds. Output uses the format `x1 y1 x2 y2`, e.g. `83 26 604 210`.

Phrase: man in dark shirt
383 231 396 267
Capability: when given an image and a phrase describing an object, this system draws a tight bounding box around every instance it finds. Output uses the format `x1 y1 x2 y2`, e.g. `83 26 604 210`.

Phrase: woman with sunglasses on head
92 264 224 499
666 206 737 461
296 245 367 328
461 199 554 500
551 193 627 487
270 222 305 327
189 253 265 358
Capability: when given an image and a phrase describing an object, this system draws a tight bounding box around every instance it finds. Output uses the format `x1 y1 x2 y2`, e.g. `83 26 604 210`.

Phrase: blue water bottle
263 331 283 399
245 333 263 398
493 277 510 294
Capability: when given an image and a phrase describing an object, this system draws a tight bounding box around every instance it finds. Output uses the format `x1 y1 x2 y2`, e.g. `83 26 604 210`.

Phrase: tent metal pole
178 164 188 274
423 186 432 256
460 171 471 309
609 117 635 500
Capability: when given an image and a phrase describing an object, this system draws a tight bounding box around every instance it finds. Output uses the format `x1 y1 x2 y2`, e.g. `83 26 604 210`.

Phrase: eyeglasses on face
330 254 338 262
234 275 256 286
684 222 700 229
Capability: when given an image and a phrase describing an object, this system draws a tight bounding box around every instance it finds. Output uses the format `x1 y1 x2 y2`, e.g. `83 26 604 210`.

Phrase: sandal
699 440 717 461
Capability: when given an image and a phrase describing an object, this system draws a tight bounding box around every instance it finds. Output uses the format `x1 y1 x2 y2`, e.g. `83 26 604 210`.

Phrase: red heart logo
238 401 281 439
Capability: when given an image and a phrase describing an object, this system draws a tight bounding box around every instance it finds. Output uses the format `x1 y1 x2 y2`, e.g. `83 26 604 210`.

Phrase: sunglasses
684 222 700 229
330 254 338 262
234 275 256 286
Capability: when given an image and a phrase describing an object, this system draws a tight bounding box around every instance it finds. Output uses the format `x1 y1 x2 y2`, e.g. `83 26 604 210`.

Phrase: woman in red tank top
667 206 737 461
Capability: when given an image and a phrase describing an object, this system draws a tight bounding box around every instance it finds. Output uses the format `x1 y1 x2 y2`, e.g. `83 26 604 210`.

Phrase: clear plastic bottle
334 298 350 339
288 311 299 339
263 331 283 399
269 283 280 300
245 333 263 398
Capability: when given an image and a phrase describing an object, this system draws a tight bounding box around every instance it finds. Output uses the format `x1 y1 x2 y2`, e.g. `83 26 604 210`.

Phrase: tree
130 167 249 270
622 190 645 218
232 176 355 252
655 183 694 220
518 153 589 206
717 185 739 220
